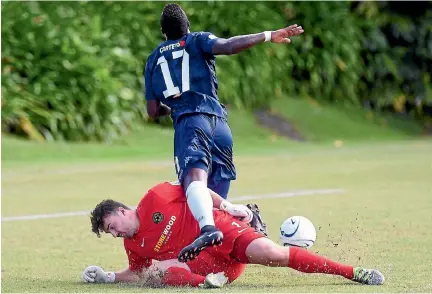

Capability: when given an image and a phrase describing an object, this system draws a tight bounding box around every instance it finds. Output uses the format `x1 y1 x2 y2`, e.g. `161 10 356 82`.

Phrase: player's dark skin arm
147 100 171 119
211 25 304 56
211 33 266 55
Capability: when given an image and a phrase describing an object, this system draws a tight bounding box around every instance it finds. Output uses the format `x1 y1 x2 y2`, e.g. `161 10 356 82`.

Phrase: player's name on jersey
160 41 185 54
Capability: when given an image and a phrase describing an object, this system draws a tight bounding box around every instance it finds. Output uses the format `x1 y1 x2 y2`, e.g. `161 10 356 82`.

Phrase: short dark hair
160 3 189 40
90 199 129 238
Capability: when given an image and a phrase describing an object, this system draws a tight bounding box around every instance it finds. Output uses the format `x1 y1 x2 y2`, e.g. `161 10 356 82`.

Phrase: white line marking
232 189 344 202
1 189 344 222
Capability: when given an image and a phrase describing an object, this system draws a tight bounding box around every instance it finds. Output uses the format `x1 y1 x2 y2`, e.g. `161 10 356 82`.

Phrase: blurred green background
2 3 432 292
2 1 431 143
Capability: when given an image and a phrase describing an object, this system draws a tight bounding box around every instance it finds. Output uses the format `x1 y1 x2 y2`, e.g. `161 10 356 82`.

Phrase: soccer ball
279 216 317 248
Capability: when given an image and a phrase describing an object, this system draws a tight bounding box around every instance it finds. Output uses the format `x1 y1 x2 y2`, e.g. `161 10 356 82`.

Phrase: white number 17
157 50 190 98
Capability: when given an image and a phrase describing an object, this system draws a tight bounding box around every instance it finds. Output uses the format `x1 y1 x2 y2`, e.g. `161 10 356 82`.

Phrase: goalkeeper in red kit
82 181 384 288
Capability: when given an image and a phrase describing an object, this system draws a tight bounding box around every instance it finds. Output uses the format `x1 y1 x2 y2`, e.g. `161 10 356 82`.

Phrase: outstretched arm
211 24 304 55
114 267 141 283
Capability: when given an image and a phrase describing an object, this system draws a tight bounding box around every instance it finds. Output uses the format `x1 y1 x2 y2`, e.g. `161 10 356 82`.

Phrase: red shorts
207 211 265 262
186 212 264 282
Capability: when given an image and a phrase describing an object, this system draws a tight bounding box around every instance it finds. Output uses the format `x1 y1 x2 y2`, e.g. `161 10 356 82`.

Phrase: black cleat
178 226 224 262
246 203 268 237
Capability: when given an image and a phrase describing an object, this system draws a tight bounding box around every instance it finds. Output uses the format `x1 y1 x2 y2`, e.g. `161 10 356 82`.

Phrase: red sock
162 267 206 287
288 247 354 279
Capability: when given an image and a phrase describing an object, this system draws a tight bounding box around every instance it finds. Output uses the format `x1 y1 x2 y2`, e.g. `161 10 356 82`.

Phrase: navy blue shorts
174 113 236 188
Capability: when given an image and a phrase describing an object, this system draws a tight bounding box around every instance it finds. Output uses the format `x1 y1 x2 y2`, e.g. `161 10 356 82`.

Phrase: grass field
2 97 424 168
2 135 432 292
2 98 431 292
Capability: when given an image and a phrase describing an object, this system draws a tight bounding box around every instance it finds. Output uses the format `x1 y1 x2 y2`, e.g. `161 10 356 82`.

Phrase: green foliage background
2 1 431 141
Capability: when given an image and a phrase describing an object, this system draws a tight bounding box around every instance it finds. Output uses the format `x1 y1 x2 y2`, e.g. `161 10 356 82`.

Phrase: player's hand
220 200 253 223
82 265 115 283
271 24 304 44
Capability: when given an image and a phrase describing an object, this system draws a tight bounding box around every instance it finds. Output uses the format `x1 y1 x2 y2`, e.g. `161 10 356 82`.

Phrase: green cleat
352 267 385 285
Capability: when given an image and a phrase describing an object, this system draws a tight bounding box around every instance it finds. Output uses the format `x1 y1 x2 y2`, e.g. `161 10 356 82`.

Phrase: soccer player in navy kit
144 3 304 262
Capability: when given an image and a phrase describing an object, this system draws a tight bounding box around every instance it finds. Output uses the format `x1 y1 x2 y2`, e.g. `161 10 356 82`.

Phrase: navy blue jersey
144 32 227 124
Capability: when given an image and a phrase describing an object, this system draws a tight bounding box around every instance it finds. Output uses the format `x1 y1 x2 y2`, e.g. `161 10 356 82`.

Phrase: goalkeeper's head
90 199 138 239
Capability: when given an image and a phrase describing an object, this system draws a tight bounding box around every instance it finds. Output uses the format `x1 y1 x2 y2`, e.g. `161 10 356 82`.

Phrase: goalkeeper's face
103 208 138 239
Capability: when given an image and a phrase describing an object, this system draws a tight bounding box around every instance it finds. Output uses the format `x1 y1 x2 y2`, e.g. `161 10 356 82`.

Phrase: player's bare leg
178 167 223 262
244 237 385 285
